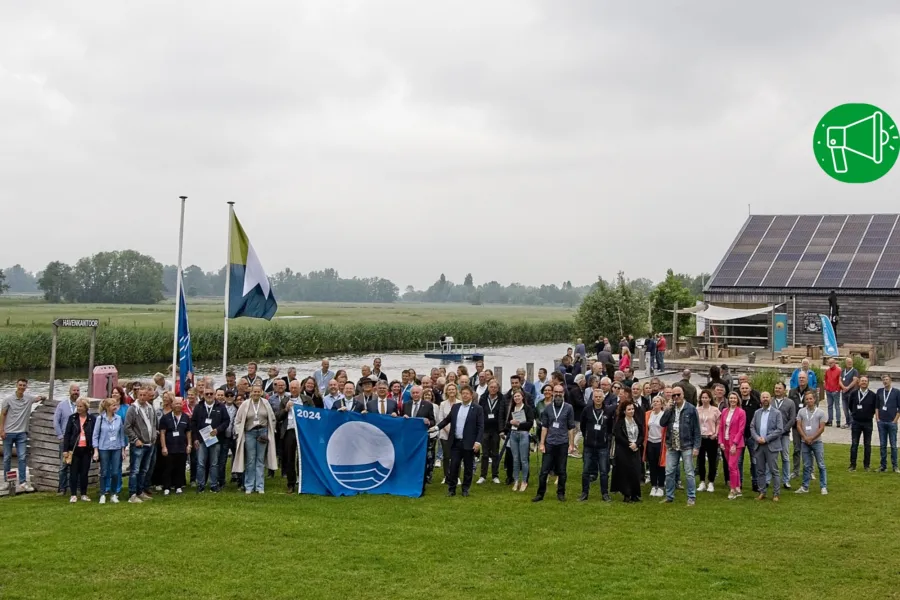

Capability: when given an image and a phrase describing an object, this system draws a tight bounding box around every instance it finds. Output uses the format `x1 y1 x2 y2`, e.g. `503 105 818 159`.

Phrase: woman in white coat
233 383 278 494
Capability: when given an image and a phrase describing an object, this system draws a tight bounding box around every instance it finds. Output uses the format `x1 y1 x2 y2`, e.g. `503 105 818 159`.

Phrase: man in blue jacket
659 383 701 505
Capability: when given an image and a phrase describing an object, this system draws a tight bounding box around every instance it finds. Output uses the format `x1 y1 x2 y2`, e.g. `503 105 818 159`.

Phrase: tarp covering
678 303 775 321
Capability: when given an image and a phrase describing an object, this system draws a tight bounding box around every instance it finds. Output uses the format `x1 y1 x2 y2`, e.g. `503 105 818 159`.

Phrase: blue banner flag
819 314 838 356
177 271 193 394
293 406 427 498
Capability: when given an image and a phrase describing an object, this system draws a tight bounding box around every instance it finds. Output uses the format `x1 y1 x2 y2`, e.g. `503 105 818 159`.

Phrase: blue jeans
581 446 610 496
826 391 842 425
664 448 696 500
801 440 827 489
656 350 665 371
2 432 27 484
877 421 898 470
243 428 266 492
197 442 222 491
99 449 123 495
58 440 70 492
739 435 758 489
128 444 155 497
508 431 530 483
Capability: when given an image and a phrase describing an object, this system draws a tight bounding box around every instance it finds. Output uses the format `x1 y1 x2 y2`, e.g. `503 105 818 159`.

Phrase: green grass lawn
0 298 575 329
0 443 896 600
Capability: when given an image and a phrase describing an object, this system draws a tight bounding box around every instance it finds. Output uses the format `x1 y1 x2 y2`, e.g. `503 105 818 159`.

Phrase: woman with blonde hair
619 346 632 371
92 397 127 504
63 398 96 503
718 391 746 500
436 382 461 484
233 383 278 494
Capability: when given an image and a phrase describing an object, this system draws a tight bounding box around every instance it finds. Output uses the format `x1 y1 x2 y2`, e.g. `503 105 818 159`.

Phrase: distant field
0 298 576 329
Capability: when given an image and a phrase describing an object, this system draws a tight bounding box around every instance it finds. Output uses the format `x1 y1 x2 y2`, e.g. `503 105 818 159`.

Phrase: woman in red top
63 398 96 503
619 347 632 371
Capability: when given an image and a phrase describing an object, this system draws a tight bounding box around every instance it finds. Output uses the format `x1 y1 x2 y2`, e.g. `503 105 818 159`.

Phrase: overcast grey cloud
2 1 899 290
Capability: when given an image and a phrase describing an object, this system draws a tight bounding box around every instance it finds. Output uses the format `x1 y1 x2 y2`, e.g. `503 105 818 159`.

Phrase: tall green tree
575 272 649 342
1 265 38 292
37 261 75 302
649 269 698 336
69 251 164 304
0 269 8 295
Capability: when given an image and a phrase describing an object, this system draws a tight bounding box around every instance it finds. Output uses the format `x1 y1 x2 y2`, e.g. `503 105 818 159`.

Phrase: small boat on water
423 338 484 362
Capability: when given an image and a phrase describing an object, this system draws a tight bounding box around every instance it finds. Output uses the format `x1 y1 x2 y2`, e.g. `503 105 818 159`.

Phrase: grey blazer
750 407 784 452
772 397 796 437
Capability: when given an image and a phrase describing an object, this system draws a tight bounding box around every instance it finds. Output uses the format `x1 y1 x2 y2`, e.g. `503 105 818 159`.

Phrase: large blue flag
819 314 838 356
293 406 427 498
177 270 193 393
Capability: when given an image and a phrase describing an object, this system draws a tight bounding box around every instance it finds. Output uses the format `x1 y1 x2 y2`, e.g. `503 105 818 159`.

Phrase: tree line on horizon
0 255 708 318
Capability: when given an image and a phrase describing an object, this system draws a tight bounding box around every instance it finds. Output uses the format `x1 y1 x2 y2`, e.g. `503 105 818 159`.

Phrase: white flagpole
172 195 187 393
223 201 235 378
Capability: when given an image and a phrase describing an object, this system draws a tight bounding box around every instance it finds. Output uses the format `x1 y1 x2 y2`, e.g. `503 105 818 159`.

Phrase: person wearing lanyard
839 357 860 431
579 386 614 502
191 389 230 493
53 383 81 496
532 385 576 503
63 398 96 503
875 374 900 473
751 392 785 502
159 397 192 495
220 391 240 487
506 390 535 493
124 387 159 503
334 382 364 412
848 376 877 472
770 382 796 490
92 397 127 504
795 391 828 495
478 380 506 485
277 389 301 493
233 383 278 494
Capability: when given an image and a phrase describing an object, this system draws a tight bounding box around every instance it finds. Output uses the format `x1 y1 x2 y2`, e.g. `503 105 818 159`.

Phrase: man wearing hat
364 379 398 416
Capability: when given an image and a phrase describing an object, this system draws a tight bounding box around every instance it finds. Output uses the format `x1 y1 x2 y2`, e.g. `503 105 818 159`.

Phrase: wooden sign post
49 318 100 401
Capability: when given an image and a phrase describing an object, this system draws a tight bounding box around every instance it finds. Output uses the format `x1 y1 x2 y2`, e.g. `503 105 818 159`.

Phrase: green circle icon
813 103 899 183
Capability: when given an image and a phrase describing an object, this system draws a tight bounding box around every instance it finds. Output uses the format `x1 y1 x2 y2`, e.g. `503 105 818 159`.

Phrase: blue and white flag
293 406 427 498
177 271 193 393
819 314 838 356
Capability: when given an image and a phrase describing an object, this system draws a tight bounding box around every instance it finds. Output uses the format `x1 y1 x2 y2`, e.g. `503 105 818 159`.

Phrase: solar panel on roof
709 213 900 290
841 217 896 287
868 216 900 288
813 215 873 287
735 215 797 287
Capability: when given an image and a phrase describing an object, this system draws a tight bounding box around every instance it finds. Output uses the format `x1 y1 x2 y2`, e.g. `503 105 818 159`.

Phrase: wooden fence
27 399 101 493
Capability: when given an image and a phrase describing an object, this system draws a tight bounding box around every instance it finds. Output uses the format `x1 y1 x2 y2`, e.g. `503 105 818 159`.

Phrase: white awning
678 303 775 321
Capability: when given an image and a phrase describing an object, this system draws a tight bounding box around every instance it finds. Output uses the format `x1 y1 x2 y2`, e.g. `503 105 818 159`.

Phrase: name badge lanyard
552 402 564 425
806 407 816 429
593 409 604 424
252 400 262 424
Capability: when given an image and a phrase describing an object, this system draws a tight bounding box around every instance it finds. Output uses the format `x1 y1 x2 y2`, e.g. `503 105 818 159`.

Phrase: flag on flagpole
227 210 277 320
177 270 194 394
819 314 838 356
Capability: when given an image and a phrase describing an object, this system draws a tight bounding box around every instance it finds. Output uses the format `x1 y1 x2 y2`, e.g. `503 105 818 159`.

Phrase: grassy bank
0 303 573 371
0 443 895 600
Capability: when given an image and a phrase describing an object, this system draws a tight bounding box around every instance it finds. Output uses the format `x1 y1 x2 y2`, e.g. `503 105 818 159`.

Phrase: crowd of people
2 346 899 506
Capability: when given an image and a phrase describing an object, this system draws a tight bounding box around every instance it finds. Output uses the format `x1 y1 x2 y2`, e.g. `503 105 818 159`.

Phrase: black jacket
436 403 485 450
849 389 877 423
479 393 507 433
404 399 436 427
191 401 231 442
612 416 644 457
63 413 97 452
566 384 587 421
580 403 615 449
331 396 364 413
504 388 533 408
505 403 535 433
740 395 761 437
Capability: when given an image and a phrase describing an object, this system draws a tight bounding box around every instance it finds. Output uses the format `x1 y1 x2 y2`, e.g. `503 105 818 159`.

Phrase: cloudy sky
2 1 899 290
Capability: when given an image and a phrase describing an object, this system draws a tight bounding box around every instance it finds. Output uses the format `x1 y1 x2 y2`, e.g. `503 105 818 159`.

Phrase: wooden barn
703 213 900 361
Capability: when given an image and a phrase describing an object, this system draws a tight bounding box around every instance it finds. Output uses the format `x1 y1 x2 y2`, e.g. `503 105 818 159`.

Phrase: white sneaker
698 482 707 492
492 477 501 484
175 488 183 495
70 496 78 503
16 484 26 493
707 483 714 493
441 477 446 484
245 490 253 495
644 475 651 484
650 487 657 497
258 490 264 495
820 487 828 495
81 495 91 502
795 487 808 494
154 486 163 492
99 495 106 504
111 495 119 504
128 495 142 503
435 459 442 469
164 489 170 496
23 482 35 493
476 477 486 484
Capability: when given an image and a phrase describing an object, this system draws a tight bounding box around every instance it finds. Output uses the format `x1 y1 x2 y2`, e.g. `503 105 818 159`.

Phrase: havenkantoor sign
52 318 100 328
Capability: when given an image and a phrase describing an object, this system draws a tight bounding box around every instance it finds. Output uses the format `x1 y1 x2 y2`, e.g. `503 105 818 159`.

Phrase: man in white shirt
314 359 335 395
322 379 343 410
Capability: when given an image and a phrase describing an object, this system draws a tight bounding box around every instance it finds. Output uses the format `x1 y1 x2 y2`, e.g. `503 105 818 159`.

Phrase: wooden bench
779 347 808 364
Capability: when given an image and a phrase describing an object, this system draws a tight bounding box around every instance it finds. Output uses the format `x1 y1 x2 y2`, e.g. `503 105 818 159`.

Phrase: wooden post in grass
28 399 101 493
493 366 503 393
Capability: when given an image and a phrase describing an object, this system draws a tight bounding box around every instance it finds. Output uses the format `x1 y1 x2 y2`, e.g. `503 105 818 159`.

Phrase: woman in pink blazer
718 392 746 500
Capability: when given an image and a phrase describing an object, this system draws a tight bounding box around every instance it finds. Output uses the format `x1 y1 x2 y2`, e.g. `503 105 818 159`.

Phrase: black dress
612 417 644 501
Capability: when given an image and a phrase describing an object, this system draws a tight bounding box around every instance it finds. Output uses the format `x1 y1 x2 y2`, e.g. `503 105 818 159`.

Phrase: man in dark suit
333 382 365 412
478 380 506 484
404 385 437 489
434 385 484 497
365 380 398 416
